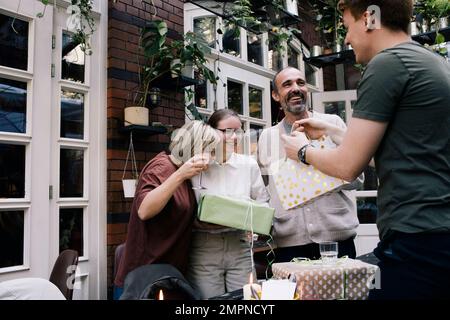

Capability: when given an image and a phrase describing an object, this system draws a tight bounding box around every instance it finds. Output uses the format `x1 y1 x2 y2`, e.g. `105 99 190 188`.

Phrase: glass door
0 0 54 279
312 90 379 256
0 0 106 299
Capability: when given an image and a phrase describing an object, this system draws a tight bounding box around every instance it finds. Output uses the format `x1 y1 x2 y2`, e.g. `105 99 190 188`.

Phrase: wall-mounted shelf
119 125 168 136
304 49 355 68
304 26 450 68
153 74 202 91
186 0 302 35
412 26 450 45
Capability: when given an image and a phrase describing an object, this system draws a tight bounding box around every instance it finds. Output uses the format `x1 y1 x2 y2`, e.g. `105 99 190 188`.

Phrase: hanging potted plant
311 0 344 53
122 133 139 198
124 20 170 126
125 20 217 126
415 0 450 56
37 0 96 55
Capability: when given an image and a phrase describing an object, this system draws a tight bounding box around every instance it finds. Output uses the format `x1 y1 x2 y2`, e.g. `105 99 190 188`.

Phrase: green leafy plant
69 0 96 55
224 0 262 39
415 0 449 56
310 0 345 49
222 0 302 56
37 0 95 55
136 20 217 109
267 26 302 57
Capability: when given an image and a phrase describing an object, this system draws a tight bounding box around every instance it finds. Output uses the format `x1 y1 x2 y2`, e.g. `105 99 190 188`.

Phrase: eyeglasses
216 128 246 136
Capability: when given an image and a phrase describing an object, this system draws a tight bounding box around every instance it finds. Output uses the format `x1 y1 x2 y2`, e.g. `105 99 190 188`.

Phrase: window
60 90 84 139
356 166 379 224
222 25 240 57
60 148 84 198
0 13 28 70
305 62 318 88
249 86 263 119
0 210 24 268
194 81 207 109
59 208 84 255
62 32 85 83
287 45 299 69
194 17 216 48
227 80 243 115
268 33 283 71
0 77 27 134
249 124 264 157
0 143 25 198
324 101 346 123
247 32 263 66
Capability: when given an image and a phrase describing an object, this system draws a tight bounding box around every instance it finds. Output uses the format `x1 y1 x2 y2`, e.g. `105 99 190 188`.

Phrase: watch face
298 145 309 165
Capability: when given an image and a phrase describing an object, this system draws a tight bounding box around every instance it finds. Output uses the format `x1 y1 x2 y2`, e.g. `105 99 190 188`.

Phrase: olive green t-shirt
352 41 450 240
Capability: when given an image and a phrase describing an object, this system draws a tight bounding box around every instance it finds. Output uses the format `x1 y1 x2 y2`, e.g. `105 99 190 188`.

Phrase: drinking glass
319 241 338 265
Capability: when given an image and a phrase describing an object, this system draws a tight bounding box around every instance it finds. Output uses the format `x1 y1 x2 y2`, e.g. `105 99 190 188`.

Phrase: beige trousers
186 230 256 299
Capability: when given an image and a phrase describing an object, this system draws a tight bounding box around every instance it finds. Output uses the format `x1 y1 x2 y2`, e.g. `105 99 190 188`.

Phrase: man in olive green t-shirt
282 0 450 299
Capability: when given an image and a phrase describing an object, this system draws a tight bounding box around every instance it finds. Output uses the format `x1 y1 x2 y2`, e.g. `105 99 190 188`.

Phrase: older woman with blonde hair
114 120 220 299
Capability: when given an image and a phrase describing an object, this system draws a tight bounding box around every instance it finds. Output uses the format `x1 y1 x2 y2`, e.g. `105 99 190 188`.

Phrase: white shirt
191 153 270 232
191 152 269 203
0 278 66 300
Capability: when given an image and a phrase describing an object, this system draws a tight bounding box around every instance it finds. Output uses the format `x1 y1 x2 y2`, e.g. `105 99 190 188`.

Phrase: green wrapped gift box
197 194 275 235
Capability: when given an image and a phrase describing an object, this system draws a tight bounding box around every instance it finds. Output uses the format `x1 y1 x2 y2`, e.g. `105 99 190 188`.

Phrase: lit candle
243 273 262 300
158 289 164 300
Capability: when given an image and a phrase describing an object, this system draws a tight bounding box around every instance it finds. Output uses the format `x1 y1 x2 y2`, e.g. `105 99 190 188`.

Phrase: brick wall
107 0 186 298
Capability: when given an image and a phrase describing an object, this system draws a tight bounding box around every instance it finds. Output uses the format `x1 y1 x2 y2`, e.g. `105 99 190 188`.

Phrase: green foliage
416 0 450 22
138 20 217 108
310 0 345 48
225 0 262 37
222 0 303 56
415 0 449 50
37 0 95 55
267 26 302 57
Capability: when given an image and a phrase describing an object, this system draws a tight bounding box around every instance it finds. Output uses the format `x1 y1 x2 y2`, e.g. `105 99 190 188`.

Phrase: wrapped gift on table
271 136 350 210
271 258 379 300
197 194 275 235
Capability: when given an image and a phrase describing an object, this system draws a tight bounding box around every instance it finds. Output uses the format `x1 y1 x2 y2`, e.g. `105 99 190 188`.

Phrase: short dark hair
208 109 240 129
338 0 413 34
272 67 301 93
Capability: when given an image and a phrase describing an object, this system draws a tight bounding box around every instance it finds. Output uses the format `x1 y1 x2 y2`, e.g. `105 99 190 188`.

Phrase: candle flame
249 273 253 284
158 289 164 300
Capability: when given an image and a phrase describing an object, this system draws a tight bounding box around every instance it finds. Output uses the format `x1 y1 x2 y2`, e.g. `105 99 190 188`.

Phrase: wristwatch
297 144 310 165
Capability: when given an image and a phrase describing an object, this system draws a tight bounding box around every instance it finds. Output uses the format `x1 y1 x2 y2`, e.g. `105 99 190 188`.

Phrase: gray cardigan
257 113 361 248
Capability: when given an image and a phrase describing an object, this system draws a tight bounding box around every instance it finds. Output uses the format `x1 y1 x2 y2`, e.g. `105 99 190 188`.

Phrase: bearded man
257 67 363 262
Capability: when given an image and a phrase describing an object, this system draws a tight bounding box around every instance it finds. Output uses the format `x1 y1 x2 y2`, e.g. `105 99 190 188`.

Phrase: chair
49 249 79 300
113 243 126 280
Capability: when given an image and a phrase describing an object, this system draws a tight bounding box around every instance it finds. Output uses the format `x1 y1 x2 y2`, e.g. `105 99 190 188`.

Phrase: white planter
124 106 149 126
122 179 137 198
311 45 323 57
410 21 419 36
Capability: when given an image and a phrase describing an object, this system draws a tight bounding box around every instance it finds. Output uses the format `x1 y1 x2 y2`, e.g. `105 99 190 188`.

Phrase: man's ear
363 11 371 30
363 6 381 31
272 90 280 102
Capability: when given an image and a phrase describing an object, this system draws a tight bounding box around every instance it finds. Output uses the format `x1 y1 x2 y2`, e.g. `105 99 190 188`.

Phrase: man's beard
282 92 307 115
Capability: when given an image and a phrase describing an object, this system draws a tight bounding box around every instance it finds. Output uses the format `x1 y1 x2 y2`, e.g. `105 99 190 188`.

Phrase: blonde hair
169 120 221 165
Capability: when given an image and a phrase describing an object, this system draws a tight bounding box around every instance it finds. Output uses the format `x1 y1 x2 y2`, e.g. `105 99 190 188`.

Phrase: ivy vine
37 0 96 55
